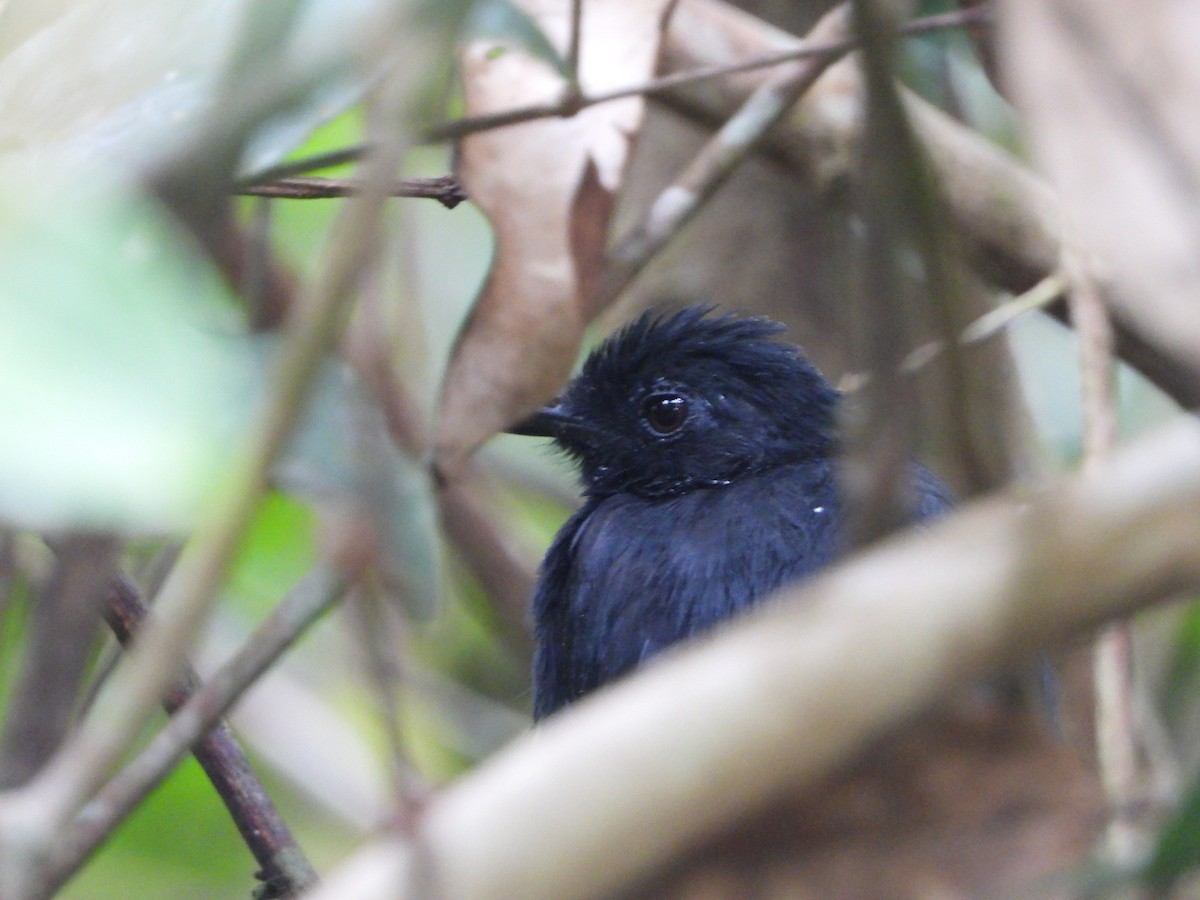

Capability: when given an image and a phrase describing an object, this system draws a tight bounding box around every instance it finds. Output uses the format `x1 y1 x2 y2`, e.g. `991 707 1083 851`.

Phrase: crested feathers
580 306 833 417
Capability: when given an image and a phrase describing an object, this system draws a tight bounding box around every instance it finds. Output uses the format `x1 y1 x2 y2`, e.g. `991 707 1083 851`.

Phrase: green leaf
0 0 377 178
462 0 567 75
0 0 242 164
0 158 257 532
1161 596 1200 727
223 491 318 616
1145 767 1200 890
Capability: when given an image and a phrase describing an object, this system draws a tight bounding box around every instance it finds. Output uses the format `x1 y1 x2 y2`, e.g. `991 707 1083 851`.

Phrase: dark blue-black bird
511 306 952 719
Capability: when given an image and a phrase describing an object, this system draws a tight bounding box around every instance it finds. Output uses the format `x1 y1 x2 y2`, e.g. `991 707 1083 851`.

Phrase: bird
509 306 953 719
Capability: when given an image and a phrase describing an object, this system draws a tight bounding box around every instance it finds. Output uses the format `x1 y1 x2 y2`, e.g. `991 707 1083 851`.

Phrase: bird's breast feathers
532 463 840 714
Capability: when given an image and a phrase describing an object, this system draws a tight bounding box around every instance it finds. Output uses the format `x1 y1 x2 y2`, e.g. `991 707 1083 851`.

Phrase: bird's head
509 306 839 498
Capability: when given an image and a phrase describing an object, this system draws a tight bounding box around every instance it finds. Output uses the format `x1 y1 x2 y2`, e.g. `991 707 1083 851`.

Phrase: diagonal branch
100 576 319 899
306 415 1200 900
39 566 349 898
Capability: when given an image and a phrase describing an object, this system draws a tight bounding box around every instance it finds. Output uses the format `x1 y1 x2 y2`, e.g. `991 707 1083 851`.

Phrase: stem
101 576 318 898
1066 252 1141 863
0 538 115 789
39 567 348 897
239 176 467 208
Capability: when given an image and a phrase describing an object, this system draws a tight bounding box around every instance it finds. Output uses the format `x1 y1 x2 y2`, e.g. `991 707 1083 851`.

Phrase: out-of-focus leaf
435 0 675 474
276 361 442 621
0 159 256 532
462 0 566 74
1145 765 1200 891
1160 597 1200 727
238 80 367 178
0 0 242 166
1000 1 1200 368
0 0 383 179
223 491 318 616
234 0 401 177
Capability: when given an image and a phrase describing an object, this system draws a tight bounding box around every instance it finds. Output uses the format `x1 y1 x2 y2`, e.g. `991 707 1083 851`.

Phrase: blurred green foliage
0 161 256 533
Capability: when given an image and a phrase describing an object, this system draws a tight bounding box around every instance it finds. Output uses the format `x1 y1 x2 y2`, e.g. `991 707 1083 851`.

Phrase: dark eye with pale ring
642 393 689 435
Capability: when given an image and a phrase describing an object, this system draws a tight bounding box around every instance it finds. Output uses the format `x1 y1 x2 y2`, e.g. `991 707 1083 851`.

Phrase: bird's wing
530 501 598 719
911 462 955 521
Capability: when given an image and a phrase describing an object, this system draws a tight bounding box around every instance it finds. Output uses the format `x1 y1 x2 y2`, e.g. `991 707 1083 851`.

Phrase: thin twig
100 577 318 899
564 0 584 104
38 567 349 898
240 176 468 209
237 145 370 187
836 273 1066 390
237 4 989 176
346 585 428 833
428 5 989 143
958 273 1067 345
1066 251 1142 865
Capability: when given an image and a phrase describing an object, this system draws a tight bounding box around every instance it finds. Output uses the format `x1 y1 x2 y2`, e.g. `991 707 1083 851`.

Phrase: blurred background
0 0 1195 896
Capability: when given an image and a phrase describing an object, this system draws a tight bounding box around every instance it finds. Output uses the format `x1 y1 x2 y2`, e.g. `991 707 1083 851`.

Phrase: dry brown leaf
436 0 674 475
1000 1 1200 370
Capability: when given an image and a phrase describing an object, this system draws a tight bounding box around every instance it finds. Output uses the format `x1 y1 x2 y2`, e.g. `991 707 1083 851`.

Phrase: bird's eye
642 393 688 435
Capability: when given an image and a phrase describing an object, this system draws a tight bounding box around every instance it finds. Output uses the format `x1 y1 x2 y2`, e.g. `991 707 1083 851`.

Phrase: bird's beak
506 402 571 437
506 402 591 439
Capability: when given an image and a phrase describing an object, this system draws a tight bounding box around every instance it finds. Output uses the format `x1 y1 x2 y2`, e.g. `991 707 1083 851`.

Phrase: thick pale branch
305 416 1200 900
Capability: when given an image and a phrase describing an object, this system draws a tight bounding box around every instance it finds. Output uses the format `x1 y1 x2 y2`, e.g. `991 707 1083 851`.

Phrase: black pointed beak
506 402 599 440
506 402 572 438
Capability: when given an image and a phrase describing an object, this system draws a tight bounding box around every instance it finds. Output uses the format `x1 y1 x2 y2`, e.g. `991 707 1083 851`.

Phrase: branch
236 5 987 174
1065 254 1144 862
239 176 467 209
99 576 319 899
306 415 1200 900
237 145 368 187
40 567 349 898
0 538 114 789
427 5 987 143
